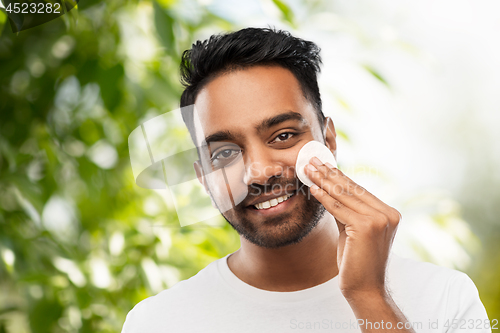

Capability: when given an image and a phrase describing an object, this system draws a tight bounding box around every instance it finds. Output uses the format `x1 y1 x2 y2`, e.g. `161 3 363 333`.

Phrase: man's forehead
191 66 319 145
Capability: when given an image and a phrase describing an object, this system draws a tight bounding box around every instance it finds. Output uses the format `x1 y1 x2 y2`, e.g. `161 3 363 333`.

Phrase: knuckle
326 167 336 177
346 182 357 194
326 167 340 178
372 213 390 229
356 185 367 195
363 218 381 234
331 199 343 210
377 211 389 222
388 208 402 225
335 184 347 196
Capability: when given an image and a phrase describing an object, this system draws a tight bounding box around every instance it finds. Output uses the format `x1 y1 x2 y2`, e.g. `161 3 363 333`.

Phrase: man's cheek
222 157 249 207
206 157 248 212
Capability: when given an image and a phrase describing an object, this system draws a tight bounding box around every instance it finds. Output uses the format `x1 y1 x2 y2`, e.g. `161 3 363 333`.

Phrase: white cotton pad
295 140 337 187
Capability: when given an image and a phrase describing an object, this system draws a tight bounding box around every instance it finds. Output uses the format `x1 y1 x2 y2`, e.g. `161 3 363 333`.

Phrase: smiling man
192 65 327 251
122 28 490 333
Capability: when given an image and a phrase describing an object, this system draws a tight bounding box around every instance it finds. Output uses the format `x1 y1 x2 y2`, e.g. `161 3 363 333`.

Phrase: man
122 28 490 332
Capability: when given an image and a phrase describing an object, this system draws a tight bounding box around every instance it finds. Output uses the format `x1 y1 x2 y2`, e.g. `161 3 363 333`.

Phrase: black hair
179 27 324 144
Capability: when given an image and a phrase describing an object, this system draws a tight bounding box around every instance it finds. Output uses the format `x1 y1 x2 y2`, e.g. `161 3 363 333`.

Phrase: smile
253 193 295 210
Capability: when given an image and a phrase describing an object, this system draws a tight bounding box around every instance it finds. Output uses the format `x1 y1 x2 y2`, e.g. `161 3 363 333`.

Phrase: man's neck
227 213 339 292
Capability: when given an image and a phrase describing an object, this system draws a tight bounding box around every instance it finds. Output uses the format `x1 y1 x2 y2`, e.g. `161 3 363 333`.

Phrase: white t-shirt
121 252 491 333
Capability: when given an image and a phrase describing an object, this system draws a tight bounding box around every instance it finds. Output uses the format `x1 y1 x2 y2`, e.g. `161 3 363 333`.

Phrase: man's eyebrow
204 130 243 145
255 111 306 133
203 111 306 145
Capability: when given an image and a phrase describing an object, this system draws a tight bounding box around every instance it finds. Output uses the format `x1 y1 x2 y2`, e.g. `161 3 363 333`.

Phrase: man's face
193 65 327 248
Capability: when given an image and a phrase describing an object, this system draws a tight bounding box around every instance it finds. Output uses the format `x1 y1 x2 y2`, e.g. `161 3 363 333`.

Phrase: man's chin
221 189 326 249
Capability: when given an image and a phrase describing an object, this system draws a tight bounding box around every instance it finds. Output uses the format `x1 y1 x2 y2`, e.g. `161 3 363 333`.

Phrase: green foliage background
0 1 243 331
0 0 498 332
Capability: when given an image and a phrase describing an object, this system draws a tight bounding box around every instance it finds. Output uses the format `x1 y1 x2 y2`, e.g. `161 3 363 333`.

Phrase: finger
310 157 384 208
306 163 382 218
308 158 401 222
310 183 365 226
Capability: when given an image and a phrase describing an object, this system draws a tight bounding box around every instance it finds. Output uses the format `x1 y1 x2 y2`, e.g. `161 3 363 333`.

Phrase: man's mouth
253 192 295 210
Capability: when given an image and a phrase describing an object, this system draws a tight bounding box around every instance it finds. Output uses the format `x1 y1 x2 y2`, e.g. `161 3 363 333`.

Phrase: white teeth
254 194 294 210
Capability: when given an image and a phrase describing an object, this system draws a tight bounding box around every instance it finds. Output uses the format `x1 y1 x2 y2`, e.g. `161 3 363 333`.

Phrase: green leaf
362 64 390 87
29 299 63 333
0 9 7 36
3 0 24 33
336 96 351 112
97 64 124 112
272 0 295 27
336 128 350 142
153 1 176 56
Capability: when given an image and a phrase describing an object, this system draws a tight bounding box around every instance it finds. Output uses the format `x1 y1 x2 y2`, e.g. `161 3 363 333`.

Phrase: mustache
238 177 305 207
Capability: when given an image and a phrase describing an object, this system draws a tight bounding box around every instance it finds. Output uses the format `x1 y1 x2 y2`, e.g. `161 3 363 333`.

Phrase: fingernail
306 164 317 172
311 156 322 166
325 162 335 169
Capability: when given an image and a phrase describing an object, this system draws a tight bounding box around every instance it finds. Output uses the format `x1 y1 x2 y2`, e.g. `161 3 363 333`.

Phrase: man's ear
323 117 338 161
194 160 209 192
193 160 217 209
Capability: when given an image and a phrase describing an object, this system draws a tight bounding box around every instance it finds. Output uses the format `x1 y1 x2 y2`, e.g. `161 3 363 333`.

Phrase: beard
211 177 326 249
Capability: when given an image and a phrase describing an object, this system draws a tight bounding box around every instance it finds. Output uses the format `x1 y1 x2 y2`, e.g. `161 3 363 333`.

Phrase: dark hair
179 27 324 144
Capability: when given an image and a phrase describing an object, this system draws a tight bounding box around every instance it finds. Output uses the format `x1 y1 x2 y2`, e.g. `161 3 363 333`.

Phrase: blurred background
1 0 499 332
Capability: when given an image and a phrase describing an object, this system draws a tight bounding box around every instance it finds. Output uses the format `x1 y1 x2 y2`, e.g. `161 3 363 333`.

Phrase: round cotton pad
295 140 337 187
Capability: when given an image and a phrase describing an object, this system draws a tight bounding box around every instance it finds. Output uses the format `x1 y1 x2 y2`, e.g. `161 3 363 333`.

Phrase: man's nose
242 149 284 186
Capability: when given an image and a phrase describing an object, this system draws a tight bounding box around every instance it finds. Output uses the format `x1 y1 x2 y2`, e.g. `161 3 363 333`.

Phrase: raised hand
305 157 414 333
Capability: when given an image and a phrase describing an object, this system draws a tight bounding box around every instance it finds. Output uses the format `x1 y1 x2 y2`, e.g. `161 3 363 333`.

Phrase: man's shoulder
141 257 221 303
387 253 489 330
387 252 476 297
389 252 466 278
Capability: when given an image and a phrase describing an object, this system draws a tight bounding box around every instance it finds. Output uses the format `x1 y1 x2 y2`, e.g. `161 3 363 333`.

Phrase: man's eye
274 132 294 142
210 148 241 170
212 149 240 161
